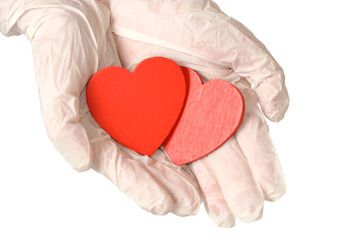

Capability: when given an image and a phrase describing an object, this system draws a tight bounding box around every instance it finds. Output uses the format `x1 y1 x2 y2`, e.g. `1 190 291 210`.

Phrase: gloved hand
0 0 201 216
109 0 289 227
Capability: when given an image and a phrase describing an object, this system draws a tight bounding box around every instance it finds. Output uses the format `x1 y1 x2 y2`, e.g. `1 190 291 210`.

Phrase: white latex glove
0 0 201 216
109 0 289 227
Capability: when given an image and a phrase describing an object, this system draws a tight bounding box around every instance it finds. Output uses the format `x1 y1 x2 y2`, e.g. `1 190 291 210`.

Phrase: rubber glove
0 0 201 216
109 0 288 227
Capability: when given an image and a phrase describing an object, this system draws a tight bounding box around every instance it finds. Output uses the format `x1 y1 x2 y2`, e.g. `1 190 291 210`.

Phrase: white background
1 0 359 239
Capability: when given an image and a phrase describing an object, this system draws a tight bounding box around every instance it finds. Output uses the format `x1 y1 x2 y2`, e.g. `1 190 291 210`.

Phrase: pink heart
164 67 245 165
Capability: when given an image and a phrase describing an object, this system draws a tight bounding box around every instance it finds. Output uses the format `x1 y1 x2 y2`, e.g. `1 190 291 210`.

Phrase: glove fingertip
263 98 289 122
256 84 290 122
48 123 94 172
235 203 264 223
66 148 94 172
265 184 287 202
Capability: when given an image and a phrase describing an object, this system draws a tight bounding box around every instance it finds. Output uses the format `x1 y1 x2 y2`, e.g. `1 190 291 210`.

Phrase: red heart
163 67 245 165
86 57 186 156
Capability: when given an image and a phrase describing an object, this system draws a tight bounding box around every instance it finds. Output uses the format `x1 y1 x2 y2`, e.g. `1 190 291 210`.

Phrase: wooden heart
163 67 245 165
86 57 186 155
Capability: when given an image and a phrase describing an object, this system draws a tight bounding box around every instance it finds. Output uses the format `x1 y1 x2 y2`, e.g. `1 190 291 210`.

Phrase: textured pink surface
164 67 245 165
